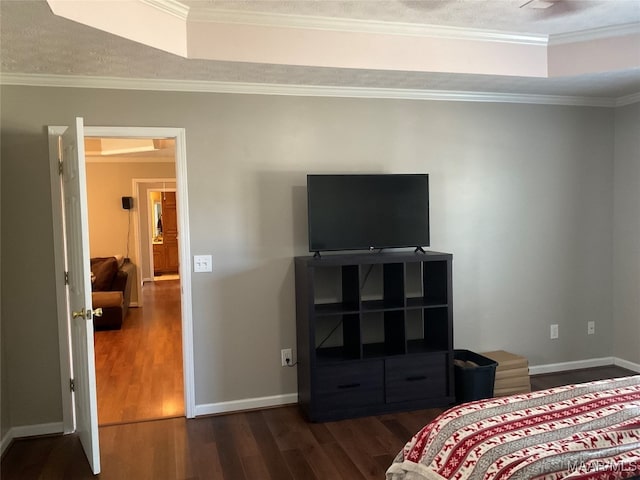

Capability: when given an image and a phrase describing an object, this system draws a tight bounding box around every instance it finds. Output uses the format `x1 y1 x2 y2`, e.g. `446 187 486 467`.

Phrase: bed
387 375 640 480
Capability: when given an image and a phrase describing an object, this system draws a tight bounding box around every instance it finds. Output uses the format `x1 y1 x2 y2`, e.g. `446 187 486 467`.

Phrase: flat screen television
307 174 429 253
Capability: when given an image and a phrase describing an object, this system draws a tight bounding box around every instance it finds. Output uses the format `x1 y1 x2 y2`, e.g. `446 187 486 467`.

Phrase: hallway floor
94 279 184 425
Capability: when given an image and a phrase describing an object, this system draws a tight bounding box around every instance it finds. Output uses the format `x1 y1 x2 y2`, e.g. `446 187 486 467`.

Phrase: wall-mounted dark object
122 196 134 210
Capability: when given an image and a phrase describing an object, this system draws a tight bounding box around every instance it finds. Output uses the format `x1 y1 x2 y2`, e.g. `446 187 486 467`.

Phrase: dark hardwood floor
2 366 637 479
94 279 184 425
529 364 637 390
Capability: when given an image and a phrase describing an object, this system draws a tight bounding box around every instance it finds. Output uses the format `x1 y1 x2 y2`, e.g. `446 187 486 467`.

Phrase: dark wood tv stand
294 250 455 422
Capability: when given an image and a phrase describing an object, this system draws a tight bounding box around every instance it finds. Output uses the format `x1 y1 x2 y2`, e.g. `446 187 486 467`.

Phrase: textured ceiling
1 0 639 100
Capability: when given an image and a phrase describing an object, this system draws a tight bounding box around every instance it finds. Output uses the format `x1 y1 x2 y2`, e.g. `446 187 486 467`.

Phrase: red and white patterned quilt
387 376 640 480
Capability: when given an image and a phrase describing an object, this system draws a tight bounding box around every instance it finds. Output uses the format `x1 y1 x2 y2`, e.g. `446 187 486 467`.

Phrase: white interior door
61 117 101 474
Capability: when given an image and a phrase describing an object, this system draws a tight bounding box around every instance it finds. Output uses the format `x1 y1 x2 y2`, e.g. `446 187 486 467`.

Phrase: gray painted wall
1 124 6 441
613 102 640 364
1 85 616 430
2 91 64 429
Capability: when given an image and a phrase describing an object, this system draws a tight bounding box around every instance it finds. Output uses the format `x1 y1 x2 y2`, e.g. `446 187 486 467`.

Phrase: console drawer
315 362 384 410
385 354 447 403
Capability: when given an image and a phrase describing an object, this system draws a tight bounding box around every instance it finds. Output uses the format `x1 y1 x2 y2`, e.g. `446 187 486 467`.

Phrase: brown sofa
90 256 135 330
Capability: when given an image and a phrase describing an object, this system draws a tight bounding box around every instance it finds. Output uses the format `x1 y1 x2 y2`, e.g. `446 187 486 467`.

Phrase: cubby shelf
295 250 455 422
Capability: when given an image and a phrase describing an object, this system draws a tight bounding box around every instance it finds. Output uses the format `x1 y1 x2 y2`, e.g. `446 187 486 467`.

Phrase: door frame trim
48 126 75 434
48 126 196 431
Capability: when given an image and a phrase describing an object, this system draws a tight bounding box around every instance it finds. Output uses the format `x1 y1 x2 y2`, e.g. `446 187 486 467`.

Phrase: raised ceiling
84 138 176 160
1 0 639 105
178 0 636 35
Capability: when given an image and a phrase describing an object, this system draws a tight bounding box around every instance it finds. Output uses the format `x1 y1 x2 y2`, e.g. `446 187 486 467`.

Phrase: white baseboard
529 356 640 376
194 393 298 417
0 422 64 456
613 357 640 373
2 357 636 456
194 357 640 417
529 357 614 376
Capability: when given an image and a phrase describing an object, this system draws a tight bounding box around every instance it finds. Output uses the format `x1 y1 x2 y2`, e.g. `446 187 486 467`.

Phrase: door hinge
64 271 69 285
58 158 63 175
70 378 75 392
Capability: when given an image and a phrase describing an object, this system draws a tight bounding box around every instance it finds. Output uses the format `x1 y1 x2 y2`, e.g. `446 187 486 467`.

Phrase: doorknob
72 307 103 319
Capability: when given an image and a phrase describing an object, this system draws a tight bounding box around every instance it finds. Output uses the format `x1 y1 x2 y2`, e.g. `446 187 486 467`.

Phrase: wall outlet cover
281 348 292 367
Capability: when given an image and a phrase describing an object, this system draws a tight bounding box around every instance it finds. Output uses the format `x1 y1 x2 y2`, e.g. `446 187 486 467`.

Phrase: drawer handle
337 382 361 389
406 375 427 382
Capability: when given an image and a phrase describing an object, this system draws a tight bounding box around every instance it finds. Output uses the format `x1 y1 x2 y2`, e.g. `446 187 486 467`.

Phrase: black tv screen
307 174 429 252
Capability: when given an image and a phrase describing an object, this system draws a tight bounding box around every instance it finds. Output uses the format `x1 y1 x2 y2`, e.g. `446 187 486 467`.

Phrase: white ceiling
1 0 639 104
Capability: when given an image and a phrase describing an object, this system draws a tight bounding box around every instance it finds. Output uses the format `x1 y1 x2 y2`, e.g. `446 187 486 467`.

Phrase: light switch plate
194 254 212 273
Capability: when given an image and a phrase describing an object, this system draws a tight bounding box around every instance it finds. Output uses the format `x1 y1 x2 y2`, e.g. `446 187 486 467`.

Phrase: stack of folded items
481 350 531 396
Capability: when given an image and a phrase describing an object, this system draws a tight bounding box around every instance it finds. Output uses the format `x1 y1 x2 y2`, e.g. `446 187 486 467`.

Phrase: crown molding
186 8 548 45
549 22 640 45
140 0 189 20
0 73 620 108
178 5 639 47
616 91 640 107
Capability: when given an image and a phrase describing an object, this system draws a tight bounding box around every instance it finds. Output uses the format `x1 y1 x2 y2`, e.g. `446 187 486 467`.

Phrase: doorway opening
84 137 184 425
148 189 179 281
49 125 195 440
